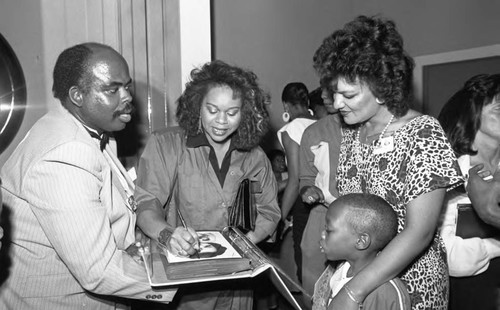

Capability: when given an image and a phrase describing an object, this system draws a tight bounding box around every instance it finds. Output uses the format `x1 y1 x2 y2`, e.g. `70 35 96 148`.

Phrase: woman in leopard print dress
313 16 463 310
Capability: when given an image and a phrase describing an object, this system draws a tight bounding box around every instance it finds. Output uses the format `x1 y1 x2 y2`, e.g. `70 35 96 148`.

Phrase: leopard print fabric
337 115 463 310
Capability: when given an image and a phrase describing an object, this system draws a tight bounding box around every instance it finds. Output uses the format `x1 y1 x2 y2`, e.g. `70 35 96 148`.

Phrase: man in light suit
0 43 176 309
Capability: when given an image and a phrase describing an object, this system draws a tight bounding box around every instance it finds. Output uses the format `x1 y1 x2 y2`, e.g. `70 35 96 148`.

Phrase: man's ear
355 232 371 250
69 86 83 107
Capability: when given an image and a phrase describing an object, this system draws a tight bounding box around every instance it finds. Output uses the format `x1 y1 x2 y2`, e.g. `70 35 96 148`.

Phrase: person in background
438 73 500 310
277 82 317 283
313 15 462 310
309 87 329 119
467 165 500 229
317 80 338 115
260 149 288 310
267 149 288 194
266 148 290 241
134 60 280 310
464 86 500 229
0 42 176 309
467 166 500 229
313 193 411 310
298 77 342 299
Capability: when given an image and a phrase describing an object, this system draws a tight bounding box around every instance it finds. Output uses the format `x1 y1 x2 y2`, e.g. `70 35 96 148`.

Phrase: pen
176 208 200 259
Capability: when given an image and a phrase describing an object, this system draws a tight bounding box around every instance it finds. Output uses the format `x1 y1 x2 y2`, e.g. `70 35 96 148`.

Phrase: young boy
312 193 411 310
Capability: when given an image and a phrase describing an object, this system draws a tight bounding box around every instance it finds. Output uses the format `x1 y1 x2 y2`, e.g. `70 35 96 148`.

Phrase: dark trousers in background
449 257 500 310
291 197 310 283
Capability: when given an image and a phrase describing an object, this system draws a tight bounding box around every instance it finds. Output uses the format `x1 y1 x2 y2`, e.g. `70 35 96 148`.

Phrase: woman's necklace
354 114 395 188
356 114 395 147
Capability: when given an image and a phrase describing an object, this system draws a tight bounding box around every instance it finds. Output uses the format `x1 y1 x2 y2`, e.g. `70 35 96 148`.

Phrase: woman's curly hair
438 74 500 157
313 15 415 117
176 60 270 151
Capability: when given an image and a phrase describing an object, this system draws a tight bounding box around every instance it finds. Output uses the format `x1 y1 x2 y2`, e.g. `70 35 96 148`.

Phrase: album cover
142 227 306 310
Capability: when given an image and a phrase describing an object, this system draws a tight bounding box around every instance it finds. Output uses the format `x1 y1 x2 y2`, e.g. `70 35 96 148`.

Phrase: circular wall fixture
0 33 27 154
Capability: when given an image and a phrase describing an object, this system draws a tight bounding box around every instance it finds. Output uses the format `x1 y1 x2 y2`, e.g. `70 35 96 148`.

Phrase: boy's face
271 155 286 173
320 203 357 261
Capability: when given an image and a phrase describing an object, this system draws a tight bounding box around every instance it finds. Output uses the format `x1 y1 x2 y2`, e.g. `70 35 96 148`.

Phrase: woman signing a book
134 60 281 310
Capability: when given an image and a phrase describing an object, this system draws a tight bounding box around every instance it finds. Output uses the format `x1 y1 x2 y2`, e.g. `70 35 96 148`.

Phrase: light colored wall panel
86 0 106 43
0 0 211 167
164 0 182 126
146 0 169 132
101 0 120 48
179 1 212 86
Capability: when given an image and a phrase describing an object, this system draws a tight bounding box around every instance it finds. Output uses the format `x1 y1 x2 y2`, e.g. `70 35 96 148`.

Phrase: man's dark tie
86 129 110 151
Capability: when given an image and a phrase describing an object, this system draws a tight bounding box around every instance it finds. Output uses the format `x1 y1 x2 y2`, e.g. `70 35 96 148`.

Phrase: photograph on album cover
164 231 243 263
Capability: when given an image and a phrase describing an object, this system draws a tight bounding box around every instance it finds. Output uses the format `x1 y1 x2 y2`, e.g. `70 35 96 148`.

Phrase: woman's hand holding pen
170 226 200 257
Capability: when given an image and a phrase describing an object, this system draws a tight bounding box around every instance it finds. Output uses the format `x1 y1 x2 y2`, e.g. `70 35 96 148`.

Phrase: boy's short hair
335 193 398 251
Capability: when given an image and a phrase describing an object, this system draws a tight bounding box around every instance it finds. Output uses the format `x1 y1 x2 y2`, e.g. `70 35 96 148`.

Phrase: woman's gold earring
376 98 384 104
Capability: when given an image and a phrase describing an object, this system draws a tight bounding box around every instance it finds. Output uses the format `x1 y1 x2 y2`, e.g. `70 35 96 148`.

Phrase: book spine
223 227 267 267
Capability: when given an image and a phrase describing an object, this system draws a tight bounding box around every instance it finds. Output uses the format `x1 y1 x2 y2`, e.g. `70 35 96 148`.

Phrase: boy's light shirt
328 262 351 305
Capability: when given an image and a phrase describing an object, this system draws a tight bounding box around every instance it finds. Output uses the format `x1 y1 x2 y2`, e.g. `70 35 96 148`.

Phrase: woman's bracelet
157 228 173 248
344 284 364 309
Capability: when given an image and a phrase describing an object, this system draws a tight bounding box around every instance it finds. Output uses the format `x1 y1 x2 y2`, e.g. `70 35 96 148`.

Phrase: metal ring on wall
0 33 26 154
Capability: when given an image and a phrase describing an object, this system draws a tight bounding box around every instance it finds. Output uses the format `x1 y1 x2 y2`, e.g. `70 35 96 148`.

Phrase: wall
212 0 352 142
212 0 500 151
0 0 47 166
2 1 500 163
0 0 210 168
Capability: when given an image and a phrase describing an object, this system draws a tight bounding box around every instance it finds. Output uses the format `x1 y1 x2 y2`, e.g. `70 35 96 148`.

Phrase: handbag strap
163 133 185 211
164 169 177 210
163 146 179 217
162 134 186 226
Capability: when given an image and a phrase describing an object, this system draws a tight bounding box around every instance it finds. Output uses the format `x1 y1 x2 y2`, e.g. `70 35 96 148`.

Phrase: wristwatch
158 228 173 248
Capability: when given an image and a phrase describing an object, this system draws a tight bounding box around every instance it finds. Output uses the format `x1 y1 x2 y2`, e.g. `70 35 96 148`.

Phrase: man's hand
125 228 150 262
467 164 500 228
134 227 149 246
300 185 325 205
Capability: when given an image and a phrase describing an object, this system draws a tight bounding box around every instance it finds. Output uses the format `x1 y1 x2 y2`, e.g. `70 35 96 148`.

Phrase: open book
142 226 307 310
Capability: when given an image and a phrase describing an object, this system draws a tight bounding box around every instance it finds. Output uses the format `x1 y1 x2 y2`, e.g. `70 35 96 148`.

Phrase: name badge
373 136 394 155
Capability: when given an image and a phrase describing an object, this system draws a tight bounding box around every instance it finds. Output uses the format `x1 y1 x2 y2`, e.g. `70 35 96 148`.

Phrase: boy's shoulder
363 277 411 310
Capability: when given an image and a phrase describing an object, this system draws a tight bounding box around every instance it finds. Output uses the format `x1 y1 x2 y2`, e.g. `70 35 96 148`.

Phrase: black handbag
456 203 500 239
228 179 256 233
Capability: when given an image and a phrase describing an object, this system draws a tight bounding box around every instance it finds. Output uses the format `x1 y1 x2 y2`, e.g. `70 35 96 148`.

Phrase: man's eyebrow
106 79 133 87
